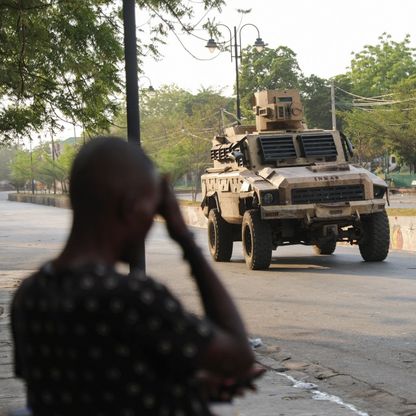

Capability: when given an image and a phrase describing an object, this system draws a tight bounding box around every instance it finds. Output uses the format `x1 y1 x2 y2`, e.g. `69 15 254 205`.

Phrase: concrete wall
8 193 70 208
8 193 416 252
390 215 416 251
180 205 416 253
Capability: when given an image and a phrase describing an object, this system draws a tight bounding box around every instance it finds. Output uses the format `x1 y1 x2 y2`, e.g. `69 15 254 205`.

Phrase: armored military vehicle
201 89 390 270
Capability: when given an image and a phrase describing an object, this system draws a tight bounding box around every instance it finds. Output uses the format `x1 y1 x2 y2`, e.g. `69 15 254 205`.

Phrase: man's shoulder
13 262 178 313
13 268 43 295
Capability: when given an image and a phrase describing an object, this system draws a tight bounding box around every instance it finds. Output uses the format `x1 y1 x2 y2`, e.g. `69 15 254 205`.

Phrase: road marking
280 372 369 416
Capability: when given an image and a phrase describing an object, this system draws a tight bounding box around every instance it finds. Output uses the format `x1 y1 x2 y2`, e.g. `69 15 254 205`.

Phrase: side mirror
228 150 246 166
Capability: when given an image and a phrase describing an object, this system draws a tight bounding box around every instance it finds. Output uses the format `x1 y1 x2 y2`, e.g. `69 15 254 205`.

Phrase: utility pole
123 0 145 273
331 80 337 130
234 26 241 124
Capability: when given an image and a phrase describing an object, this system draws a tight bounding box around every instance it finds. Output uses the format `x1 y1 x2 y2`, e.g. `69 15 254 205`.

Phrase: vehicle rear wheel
208 209 233 262
358 210 390 262
242 210 272 270
314 239 337 255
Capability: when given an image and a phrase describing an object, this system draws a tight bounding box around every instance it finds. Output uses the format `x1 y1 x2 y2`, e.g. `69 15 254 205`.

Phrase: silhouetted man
11 137 260 416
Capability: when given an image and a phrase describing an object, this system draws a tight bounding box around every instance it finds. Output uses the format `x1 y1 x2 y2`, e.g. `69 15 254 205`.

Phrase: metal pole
123 0 145 273
331 80 337 130
50 130 56 195
73 123 77 145
29 137 35 195
234 26 241 125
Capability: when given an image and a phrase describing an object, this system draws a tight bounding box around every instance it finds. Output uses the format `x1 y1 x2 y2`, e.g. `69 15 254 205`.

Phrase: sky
44 0 416 143
141 0 416 95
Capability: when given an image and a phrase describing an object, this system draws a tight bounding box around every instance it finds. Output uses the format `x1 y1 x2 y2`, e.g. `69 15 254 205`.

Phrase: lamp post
122 0 146 273
205 23 265 124
138 75 155 92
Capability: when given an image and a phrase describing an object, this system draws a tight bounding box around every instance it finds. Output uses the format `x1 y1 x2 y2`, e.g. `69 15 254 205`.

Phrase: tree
347 33 416 97
338 34 416 172
239 46 303 120
0 0 224 145
9 148 33 191
340 109 387 168
55 143 79 192
8 139 79 192
373 77 416 173
238 46 333 129
0 146 17 181
112 85 232 191
301 75 332 129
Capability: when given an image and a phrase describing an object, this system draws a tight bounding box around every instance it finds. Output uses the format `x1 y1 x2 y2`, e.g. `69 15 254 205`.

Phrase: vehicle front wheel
358 210 390 262
242 210 272 270
314 239 337 255
207 209 233 262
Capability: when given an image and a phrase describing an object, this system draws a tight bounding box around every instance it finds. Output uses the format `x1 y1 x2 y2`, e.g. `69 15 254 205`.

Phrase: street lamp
205 23 266 124
123 0 146 273
138 75 155 92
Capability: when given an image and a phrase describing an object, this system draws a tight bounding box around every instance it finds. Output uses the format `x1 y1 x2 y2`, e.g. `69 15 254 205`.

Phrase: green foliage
238 46 332 129
339 34 416 172
239 46 302 120
0 0 224 145
10 148 33 190
301 75 331 129
0 147 17 181
340 109 387 167
9 140 79 192
113 85 232 192
348 33 416 96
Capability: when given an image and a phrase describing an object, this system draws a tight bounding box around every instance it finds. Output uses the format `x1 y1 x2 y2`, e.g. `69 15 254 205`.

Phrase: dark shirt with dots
11 263 214 416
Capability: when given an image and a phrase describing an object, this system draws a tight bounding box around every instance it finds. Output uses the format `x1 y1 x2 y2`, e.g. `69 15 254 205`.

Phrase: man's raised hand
157 176 193 245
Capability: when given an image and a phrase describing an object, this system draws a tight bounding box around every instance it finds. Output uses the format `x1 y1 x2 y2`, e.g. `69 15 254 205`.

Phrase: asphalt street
1 192 416 415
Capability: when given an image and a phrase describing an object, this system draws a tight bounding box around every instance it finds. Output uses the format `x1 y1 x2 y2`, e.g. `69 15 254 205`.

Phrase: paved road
389 192 416 209
1 192 416 415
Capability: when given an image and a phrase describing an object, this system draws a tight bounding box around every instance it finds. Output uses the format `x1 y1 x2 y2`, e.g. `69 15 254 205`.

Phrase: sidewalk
0 278 368 416
0 280 26 416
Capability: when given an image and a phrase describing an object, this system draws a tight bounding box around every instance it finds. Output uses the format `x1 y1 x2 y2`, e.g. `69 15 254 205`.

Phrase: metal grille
299 134 337 158
292 184 364 204
258 135 296 163
211 146 231 161
211 145 245 166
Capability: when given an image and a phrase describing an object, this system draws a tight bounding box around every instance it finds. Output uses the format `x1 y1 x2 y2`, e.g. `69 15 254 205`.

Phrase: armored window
298 133 337 159
258 135 297 164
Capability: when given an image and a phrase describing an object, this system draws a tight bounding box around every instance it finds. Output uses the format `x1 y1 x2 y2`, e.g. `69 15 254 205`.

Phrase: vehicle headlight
373 185 387 199
261 191 279 205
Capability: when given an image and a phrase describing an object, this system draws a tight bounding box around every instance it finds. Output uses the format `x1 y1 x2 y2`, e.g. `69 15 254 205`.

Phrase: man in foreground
11 137 261 416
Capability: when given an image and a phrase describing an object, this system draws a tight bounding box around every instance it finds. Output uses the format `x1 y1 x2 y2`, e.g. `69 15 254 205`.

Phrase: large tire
314 239 337 255
358 210 390 262
242 210 272 270
208 209 233 262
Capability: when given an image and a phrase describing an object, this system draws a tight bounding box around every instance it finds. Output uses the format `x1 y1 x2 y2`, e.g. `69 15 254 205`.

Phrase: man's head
69 136 160 263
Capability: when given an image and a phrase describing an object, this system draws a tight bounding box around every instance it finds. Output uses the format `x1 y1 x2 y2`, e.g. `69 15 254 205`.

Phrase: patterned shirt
11 263 214 416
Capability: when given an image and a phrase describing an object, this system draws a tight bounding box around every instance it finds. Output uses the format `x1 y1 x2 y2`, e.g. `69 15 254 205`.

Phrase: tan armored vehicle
201 89 390 270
